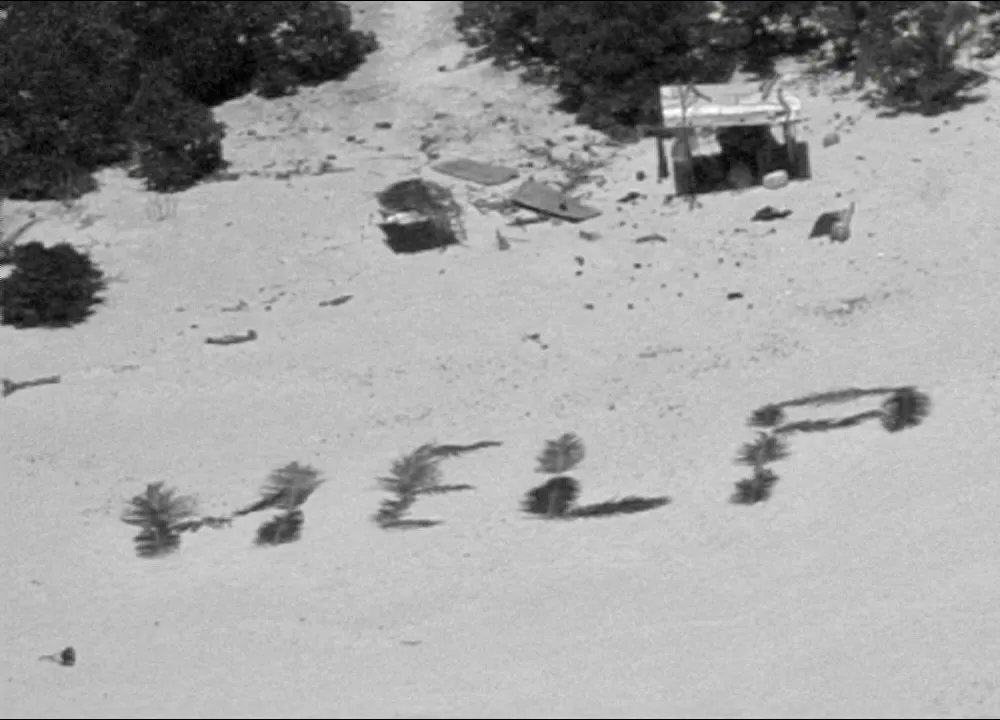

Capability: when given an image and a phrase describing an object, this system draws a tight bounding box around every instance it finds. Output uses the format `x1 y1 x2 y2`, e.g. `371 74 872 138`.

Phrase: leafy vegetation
457 1 988 131
731 432 788 505
373 443 485 529
523 476 581 518
0 1 376 198
0 241 107 328
523 433 585 518
880 386 932 433
457 2 740 132
734 386 931 504
122 483 198 558
524 434 670 520
121 462 324 557
235 462 325 546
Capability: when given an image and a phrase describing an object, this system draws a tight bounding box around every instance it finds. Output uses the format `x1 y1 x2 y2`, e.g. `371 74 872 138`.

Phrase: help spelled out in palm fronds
522 433 671 520
373 441 501 529
734 385 931 504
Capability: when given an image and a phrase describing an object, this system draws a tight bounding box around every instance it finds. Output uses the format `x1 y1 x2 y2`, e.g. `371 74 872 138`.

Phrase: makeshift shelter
642 78 811 196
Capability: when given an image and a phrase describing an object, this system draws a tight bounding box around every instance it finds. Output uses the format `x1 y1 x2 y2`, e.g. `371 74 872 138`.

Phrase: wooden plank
510 180 601 222
432 158 520 186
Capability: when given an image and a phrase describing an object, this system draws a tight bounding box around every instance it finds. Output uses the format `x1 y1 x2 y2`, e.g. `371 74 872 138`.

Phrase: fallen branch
205 329 257 346
3 375 61 398
318 294 353 308
634 233 668 244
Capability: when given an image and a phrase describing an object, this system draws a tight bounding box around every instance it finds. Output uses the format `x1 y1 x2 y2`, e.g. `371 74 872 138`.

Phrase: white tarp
660 81 803 130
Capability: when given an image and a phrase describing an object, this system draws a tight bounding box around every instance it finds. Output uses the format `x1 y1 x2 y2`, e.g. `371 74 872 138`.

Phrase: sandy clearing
5 2 1000 718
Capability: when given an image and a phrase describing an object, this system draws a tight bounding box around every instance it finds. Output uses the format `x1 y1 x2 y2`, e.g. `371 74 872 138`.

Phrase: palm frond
571 495 671 518
173 515 232 533
122 482 197 530
418 483 474 496
781 386 898 409
749 404 785 428
536 433 585 475
134 525 182 558
428 440 503 458
255 509 305 546
378 444 443 496
735 432 789 468
731 467 780 505
373 492 416 527
776 409 884 436
522 476 580 518
251 462 324 514
880 386 931 433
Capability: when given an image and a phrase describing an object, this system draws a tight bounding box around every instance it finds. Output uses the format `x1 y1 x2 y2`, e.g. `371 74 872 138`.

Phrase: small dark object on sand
3 375 61 398
634 233 667 244
39 646 75 666
205 329 257 345
752 206 792 222
522 476 580 518
318 294 353 308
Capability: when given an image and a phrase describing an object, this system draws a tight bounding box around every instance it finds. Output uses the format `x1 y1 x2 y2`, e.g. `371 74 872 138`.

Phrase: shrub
0 1 137 176
457 1 743 130
1 241 107 328
460 1 984 126
0 154 98 203
455 1 557 68
0 2 377 200
252 65 304 100
125 68 227 192
115 0 261 106
118 1 377 104
830 0 985 112
717 1 826 74
261 1 378 87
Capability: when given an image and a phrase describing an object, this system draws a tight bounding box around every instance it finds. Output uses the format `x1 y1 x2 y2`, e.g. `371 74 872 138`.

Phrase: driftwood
634 233 668 244
38 647 75 667
318 294 353 308
205 329 257 346
3 375 61 398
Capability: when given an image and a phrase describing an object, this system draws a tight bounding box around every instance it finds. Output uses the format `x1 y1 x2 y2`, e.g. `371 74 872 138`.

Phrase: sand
4 2 1000 718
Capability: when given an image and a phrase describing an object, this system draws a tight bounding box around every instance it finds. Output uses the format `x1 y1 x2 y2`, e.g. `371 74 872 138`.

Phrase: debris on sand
318 295 353 308
634 233 668 244
38 647 75 667
376 178 465 254
205 329 257 346
3 375 61 398
752 206 792 221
